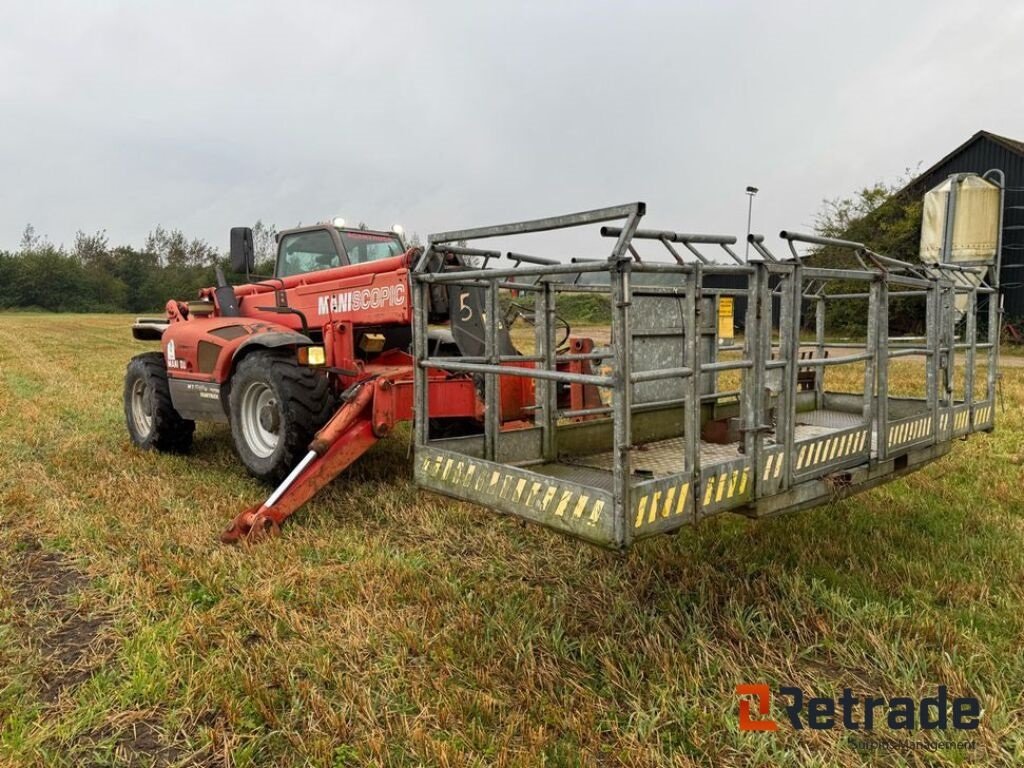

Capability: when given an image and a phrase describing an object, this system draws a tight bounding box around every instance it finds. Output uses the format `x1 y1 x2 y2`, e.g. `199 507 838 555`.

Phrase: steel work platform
411 203 999 549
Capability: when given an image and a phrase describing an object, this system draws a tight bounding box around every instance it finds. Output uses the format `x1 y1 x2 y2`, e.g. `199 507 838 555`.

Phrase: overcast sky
2 0 1022 258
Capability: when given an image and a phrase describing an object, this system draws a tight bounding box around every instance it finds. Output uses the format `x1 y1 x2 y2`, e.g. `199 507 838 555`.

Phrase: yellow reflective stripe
553 489 573 518
524 481 543 506
572 495 590 519
662 486 676 519
649 490 662 523
634 496 648 528
512 478 527 503
675 483 689 516
539 486 557 511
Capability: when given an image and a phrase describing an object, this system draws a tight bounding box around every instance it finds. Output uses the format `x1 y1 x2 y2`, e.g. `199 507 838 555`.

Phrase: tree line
808 169 956 335
0 221 425 314
0 221 281 313
0 181 926 322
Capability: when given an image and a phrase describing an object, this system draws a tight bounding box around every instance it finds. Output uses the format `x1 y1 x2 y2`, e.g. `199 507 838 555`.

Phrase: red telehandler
126 200 999 549
124 215 602 543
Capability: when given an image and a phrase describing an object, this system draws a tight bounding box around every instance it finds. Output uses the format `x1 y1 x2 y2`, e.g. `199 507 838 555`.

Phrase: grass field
1 313 1022 767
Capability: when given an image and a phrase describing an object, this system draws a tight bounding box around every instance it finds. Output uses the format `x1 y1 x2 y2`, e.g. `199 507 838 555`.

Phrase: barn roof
904 130 1024 193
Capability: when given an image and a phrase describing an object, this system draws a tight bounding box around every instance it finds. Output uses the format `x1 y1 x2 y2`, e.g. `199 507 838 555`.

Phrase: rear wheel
124 352 195 452
228 351 333 482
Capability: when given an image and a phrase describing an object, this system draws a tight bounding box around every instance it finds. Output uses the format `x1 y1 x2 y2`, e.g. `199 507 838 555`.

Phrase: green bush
556 293 611 324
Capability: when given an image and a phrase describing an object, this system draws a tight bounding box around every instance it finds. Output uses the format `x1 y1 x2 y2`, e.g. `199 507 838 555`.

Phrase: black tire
124 352 195 452
228 350 333 482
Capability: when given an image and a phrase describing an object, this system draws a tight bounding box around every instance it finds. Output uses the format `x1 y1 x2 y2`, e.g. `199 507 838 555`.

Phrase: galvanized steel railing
410 203 999 549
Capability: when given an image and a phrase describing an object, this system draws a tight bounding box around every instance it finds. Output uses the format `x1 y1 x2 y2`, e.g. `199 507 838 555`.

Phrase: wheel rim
239 380 280 459
130 378 153 437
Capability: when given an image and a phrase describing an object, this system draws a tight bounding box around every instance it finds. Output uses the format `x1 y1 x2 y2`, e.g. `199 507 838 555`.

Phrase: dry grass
0 313 1022 767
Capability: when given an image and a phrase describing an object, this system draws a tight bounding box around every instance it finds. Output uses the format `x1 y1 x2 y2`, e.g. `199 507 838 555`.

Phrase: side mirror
230 227 255 275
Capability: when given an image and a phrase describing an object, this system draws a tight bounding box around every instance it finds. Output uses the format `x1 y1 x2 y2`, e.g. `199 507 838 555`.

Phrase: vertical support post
708 296 719 394
941 284 955 438
876 277 890 461
987 287 998 409
986 169 1003 410
940 174 960 263
742 265 761 489
965 288 977 424
537 279 558 460
815 295 826 409
863 277 880 452
684 264 702 516
926 279 939 443
752 262 772 500
987 168 1005 292
484 281 500 461
412 274 430 447
775 267 792 488
610 258 633 548
778 265 802 489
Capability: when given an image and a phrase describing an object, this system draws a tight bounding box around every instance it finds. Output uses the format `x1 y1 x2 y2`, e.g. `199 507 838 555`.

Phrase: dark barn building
903 130 1024 320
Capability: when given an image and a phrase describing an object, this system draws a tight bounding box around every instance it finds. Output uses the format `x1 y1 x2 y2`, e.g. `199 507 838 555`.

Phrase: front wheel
124 352 195 452
228 351 333 482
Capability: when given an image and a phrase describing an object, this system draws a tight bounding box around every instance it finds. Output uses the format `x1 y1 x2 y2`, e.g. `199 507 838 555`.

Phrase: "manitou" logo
317 284 406 316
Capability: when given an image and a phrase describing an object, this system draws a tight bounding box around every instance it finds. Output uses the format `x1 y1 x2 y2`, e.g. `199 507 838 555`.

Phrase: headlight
298 346 326 366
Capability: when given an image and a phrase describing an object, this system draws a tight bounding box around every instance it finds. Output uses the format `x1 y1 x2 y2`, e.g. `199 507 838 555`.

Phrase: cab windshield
278 230 339 277
277 228 405 277
338 230 404 264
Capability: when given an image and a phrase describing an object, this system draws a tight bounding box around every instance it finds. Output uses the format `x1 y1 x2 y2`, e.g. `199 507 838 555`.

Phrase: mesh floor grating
557 408 868 479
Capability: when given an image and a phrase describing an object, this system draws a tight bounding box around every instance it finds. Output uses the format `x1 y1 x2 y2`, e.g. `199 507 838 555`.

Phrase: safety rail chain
409 203 998 550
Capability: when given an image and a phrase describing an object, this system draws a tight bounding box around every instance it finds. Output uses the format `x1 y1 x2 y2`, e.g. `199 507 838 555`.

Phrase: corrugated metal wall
912 136 1024 318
